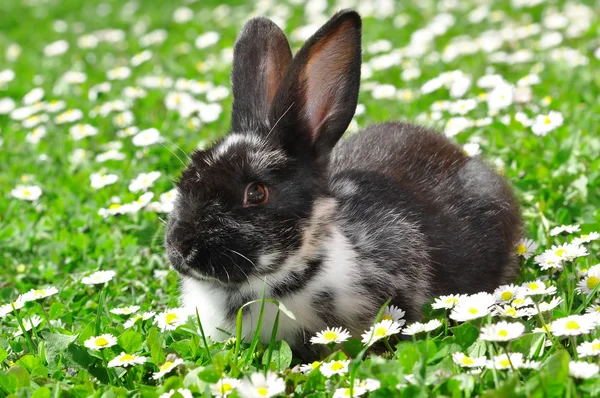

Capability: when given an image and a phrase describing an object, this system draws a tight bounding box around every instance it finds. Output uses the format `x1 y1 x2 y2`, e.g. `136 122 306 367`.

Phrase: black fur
165 9 522 360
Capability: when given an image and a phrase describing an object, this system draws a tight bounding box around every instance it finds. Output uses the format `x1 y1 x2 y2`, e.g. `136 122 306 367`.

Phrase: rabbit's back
329 122 522 305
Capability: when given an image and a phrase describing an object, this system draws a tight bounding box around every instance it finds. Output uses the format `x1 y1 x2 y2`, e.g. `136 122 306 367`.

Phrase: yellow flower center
95 337 109 346
592 343 600 351
165 313 178 324
543 116 551 125
445 297 458 305
586 276 599 290
109 204 121 210
554 249 566 257
382 314 393 321
330 361 345 371
499 359 510 367
343 389 352 396
374 327 387 337
310 361 320 369
501 291 513 301
159 361 173 372
516 244 527 255
506 307 517 317
497 330 508 337
323 331 339 341
528 283 539 290
257 387 269 396
462 357 474 365
581 234 589 239
120 354 135 362
468 308 479 314
220 383 233 392
566 320 580 330
23 190 31 196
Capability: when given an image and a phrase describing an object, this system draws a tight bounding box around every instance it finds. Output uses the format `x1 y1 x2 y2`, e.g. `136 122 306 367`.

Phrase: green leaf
543 350 570 398
482 375 520 398
510 333 545 359
16 355 47 377
32 386 51 398
171 340 192 359
262 340 292 372
395 342 419 373
0 372 18 394
41 332 77 365
48 302 66 319
183 367 208 390
449 322 479 350
343 338 365 358
0 347 7 363
6 366 30 389
467 340 487 358
77 321 96 345
117 329 143 353
147 327 165 364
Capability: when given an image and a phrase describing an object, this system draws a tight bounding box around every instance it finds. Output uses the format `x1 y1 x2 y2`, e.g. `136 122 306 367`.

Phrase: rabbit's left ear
270 10 362 161
231 17 293 131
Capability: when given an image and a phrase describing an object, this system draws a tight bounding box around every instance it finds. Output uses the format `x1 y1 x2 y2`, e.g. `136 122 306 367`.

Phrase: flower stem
12 304 36 354
486 342 499 389
39 302 54 332
101 350 115 386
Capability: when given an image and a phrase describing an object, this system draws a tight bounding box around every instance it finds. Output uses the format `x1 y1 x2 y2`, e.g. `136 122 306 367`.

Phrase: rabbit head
165 11 362 285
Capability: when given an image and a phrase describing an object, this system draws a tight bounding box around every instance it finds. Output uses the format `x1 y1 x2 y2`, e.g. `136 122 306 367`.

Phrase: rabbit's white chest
180 224 371 344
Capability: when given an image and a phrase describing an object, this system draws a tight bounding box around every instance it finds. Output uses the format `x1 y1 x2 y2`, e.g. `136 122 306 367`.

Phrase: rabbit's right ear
230 18 293 132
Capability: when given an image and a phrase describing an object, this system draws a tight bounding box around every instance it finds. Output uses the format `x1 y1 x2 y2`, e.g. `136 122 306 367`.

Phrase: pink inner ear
302 21 357 143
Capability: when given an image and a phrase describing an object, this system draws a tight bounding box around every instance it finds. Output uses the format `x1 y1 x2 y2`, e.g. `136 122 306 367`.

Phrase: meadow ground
1 0 600 396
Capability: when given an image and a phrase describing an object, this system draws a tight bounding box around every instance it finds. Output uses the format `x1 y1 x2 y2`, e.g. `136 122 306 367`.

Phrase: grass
1 0 599 396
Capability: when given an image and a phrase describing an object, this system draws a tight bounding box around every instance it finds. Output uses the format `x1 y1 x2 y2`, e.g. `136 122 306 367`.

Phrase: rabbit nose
175 238 194 258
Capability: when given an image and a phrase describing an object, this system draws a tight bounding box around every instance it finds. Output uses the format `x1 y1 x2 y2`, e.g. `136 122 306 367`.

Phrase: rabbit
165 10 522 360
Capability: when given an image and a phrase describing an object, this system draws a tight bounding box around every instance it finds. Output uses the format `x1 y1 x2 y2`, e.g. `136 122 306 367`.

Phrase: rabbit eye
243 183 269 207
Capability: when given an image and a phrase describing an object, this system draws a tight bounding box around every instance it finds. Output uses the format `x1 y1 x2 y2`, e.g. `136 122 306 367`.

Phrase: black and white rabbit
165 10 522 359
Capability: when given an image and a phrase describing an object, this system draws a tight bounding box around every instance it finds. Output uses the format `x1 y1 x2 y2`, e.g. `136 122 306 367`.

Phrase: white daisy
299 361 321 374
238 371 285 398
550 314 596 337
361 319 402 346
534 252 563 271
20 286 59 302
110 305 140 316
452 352 487 368
515 238 537 259
494 304 536 318
577 339 600 358
124 311 156 329
107 352 147 368
55 109 83 124
310 327 351 345
449 292 495 322
487 352 524 370
402 319 442 336
69 124 98 140
155 308 188 331
333 386 368 398
569 361 599 379
14 315 43 337
531 111 564 136
132 128 161 147
381 305 406 326
159 389 193 398
479 321 525 342
11 185 42 201
90 173 118 189
432 294 463 310
152 358 184 379
550 224 581 236
537 297 563 313
195 32 220 49
319 359 350 378
128 171 161 193
107 66 131 81
0 299 26 318
520 280 557 296
493 284 522 303
577 266 600 295
573 232 600 245
81 270 116 285
211 377 241 397
84 334 118 350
